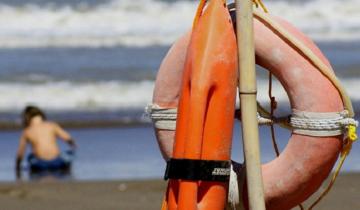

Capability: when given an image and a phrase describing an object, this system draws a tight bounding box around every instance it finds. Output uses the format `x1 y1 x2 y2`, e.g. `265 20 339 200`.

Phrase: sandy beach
0 173 358 210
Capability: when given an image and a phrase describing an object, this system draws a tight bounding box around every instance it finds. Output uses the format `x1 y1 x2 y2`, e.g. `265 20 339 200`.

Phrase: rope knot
347 124 358 142
341 119 358 157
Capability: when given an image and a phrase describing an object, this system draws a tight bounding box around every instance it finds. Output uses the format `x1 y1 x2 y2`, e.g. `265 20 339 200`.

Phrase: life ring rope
145 104 358 136
144 105 177 130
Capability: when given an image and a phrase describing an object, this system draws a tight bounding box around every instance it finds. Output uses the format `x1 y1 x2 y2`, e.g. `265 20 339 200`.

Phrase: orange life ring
150 2 355 210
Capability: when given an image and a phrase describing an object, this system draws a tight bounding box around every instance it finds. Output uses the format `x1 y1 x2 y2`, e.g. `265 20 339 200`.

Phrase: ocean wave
0 0 196 48
0 80 154 111
0 0 359 48
0 78 359 112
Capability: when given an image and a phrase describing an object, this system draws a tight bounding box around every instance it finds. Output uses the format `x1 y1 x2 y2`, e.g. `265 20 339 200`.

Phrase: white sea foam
0 80 154 111
0 78 358 112
0 0 359 48
0 0 196 48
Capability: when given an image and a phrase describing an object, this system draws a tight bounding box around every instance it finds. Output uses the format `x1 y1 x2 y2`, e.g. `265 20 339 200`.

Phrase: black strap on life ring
164 158 231 182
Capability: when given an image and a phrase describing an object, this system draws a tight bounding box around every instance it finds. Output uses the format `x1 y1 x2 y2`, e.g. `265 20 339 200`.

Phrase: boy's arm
15 133 27 178
54 123 77 149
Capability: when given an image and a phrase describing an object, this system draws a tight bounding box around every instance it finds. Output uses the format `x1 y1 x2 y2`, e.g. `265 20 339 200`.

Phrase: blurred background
0 0 358 183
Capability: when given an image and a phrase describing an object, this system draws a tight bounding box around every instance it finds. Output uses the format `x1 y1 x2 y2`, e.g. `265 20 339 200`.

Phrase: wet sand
0 119 149 130
0 173 359 210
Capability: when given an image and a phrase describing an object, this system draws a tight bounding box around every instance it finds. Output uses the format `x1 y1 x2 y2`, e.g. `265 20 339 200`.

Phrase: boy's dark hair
22 106 46 127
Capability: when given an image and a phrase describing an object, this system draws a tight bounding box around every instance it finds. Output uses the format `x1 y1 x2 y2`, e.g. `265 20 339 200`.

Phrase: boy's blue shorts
27 150 74 172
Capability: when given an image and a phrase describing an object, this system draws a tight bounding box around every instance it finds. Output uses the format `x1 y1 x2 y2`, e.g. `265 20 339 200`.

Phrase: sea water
0 0 359 181
0 121 359 181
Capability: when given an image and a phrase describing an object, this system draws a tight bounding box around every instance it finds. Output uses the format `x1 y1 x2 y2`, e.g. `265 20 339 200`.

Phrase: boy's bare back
22 119 71 160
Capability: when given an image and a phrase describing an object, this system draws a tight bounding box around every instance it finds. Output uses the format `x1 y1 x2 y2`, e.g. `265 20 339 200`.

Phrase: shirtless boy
15 106 76 177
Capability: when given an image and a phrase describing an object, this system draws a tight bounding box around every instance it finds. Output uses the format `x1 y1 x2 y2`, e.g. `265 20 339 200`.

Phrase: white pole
235 0 266 209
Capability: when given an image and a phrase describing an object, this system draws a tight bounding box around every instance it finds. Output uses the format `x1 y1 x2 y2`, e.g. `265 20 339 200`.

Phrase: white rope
145 104 177 130
290 109 358 137
256 112 289 126
145 104 358 137
256 109 358 137
257 112 273 125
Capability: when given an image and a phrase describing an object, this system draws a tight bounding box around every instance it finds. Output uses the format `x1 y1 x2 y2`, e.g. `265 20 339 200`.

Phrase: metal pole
235 0 266 209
